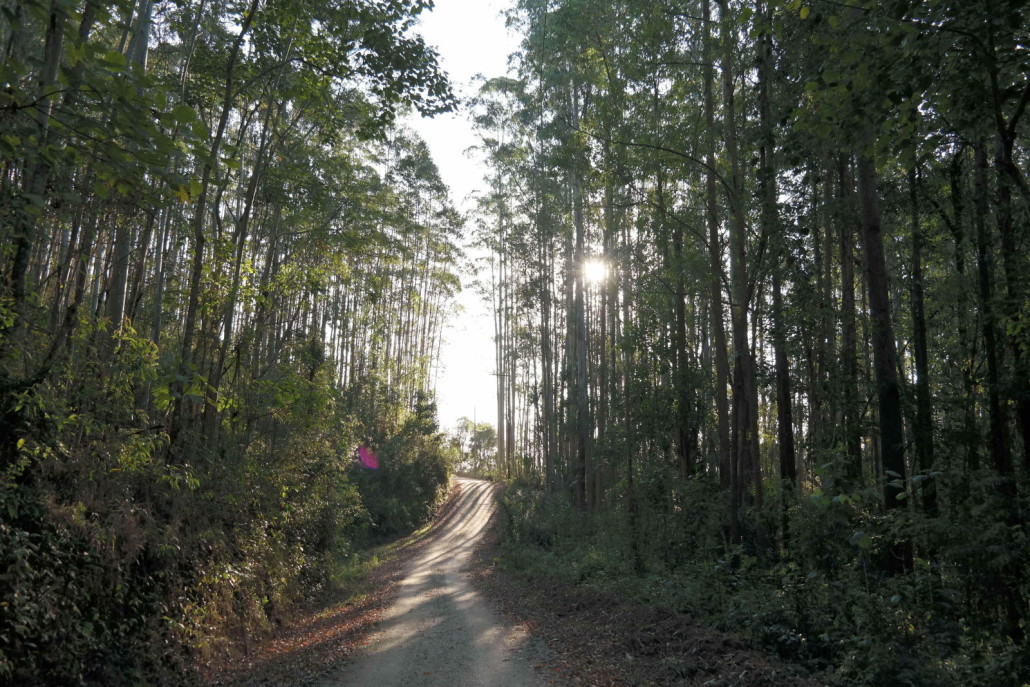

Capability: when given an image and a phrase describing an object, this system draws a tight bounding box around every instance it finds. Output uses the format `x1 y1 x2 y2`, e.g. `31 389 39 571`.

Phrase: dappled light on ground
323 478 546 687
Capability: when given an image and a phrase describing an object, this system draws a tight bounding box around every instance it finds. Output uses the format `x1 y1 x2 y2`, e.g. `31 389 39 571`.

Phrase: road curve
323 477 545 687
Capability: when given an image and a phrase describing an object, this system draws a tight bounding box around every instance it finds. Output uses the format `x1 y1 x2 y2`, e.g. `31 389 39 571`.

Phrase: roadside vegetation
0 0 455 682
477 1 1030 685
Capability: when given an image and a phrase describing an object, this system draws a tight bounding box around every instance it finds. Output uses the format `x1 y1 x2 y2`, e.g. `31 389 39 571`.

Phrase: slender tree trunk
106 221 133 328
570 81 589 511
985 28 1030 473
838 158 861 483
973 141 1014 487
205 102 276 436
945 152 979 471
856 136 910 574
494 198 507 477
976 133 1025 643
3 0 65 347
540 229 555 489
757 1 795 546
704 0 732 523
718 0 760 518
179 0 259 370
908 167 935 514
174 0 259 449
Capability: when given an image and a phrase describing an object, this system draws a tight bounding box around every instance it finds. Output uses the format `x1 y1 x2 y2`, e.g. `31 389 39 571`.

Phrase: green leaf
170 104 196 124
849 530 872 549
800 6 810 19
102 50 127 69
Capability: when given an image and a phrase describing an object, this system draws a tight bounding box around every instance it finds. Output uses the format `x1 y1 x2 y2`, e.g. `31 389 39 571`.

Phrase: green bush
350 395 454 540
0 326 449 684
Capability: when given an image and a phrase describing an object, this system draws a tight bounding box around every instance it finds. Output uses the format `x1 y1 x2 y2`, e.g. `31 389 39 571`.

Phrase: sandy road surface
323 478 545 687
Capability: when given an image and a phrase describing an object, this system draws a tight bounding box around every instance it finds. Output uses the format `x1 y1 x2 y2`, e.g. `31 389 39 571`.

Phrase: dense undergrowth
0 323 453 685
498 470 1029 687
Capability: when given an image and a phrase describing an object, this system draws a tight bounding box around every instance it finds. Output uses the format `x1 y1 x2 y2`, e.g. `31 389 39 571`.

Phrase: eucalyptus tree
0 0 465 680
483 0 1030 675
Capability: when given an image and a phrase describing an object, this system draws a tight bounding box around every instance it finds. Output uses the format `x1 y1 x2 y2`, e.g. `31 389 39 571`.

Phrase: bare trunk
857 138 909 574
570 80 589 510
757 2 795 545
718 0 760 518
908 167 935 514
838 158 861 484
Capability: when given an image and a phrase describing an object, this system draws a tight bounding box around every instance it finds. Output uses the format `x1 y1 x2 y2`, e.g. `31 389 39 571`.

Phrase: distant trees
480 0 1029 681
0 0 458 682
451 416 498 477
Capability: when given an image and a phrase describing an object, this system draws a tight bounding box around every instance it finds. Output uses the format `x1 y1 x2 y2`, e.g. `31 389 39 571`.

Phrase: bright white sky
403 0 521 433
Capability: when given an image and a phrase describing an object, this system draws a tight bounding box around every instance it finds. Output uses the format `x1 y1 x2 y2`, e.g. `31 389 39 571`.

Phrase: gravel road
323 478 546 687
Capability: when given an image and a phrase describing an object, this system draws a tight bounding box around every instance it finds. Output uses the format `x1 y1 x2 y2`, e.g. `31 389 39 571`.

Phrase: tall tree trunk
3 0 65 346
838 158 861 484
106 221 133 328
718 0 761 519
856 136 909 574
908 167 935 514
174 0 259 449
205 101 277 437
757 0 795 546
985 27 1030 473
975 134 1024 644
540 229 555 490
945 152 979 471
178 0 258 368
570 81 589 510
973 141 1015 488
494 197 508 477
659 157 694 479
704 0 732 523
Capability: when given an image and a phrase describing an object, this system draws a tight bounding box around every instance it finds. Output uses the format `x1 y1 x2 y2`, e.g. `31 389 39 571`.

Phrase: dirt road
323 478 545 687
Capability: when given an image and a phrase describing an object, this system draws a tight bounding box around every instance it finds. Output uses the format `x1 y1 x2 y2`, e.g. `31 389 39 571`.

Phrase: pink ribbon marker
358 445 379 470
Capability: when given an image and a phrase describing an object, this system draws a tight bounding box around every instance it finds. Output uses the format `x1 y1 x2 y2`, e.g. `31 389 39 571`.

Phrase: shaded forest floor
469 517 828 687
197 481 826 686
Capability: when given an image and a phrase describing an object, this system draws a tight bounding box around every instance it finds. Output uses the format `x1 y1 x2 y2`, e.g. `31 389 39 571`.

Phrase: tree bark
908 167 935 514
856 137 909 574
757 0 795 546
838 158 861 484
718 0 761 518
703 0 731 494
